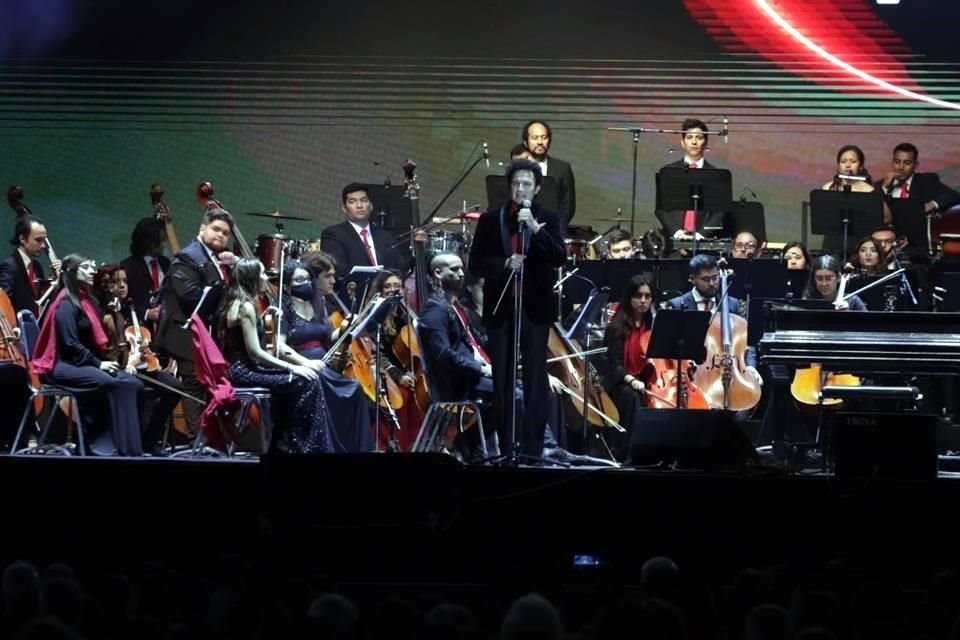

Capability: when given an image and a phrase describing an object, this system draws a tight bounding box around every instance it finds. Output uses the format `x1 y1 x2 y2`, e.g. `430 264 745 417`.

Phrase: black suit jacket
666 290 744 316
467 203 567 328
417 293 484 402
152 239 226 362
0 251 44 315
319 221 408 279
546 155 576 227
655 160 729 237
119 254 170 323
876 172 960 212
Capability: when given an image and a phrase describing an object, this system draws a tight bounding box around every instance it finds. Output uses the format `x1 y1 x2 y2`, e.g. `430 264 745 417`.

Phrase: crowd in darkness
4 553 960 639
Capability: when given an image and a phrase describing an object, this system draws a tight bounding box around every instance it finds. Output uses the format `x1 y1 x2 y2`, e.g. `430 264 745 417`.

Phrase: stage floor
3 449 959 587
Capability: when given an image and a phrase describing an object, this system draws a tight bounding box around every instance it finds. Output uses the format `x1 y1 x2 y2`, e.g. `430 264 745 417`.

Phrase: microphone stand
888 246 917 307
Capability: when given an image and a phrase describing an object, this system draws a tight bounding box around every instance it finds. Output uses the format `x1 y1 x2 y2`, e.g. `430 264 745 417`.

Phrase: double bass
692 258 762 411
151 184 181 254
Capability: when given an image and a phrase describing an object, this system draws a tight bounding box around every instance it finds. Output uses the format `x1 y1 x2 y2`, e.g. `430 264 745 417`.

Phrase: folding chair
8 310 86 456
169 314 273 458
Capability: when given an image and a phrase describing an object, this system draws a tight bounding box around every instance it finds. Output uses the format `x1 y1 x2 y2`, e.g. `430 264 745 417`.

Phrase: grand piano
758 306 960 375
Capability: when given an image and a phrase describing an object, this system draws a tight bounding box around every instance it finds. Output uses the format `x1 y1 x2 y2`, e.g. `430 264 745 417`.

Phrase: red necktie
149 258 161 291
359 228 377 266
27 261 38 297
454 301 491 365
900 180 910 199
702 299 712 312
683 163 698 232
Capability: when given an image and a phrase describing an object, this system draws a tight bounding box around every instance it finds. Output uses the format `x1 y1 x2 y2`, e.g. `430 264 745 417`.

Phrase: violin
0 288 43 413
125 303 160 373
692 258 762 411
546 323 620 429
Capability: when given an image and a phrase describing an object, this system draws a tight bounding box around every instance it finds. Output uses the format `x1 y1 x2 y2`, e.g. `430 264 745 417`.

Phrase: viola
692 259 762 411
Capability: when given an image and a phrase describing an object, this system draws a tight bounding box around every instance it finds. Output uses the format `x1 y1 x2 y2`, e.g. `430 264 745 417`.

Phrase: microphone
483 142 490 168
837 173 868 182
722 116 729 143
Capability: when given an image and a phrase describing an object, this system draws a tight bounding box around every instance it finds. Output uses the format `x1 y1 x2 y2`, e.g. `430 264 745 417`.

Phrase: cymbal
593 217 628 223
432 211 481 224
243 210 311 221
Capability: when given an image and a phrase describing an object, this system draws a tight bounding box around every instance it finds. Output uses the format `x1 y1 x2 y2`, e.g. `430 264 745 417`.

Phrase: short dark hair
871 224 897 237
521 120 552 142
341 183 369 204
10 214 43 247
300 250 336 276
893 142 919 161
505 159 543 188
605 228 632 245
688 253 717 275
202 207 235 232
510 143 528 158
681 118 709 139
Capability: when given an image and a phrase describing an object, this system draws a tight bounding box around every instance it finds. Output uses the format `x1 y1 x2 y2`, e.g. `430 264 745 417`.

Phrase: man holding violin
154 208 238 434
0 215 61 315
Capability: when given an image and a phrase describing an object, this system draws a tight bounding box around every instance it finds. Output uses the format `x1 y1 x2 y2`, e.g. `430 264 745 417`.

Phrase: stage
3 448 959 589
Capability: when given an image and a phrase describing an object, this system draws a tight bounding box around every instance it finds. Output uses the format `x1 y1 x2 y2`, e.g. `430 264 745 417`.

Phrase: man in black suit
153 208 237 433
320 183 409 280
468 159 567 459
877 142 960 215
0 215 60 315
655 118 729 241
523 120 576 228
119 217 171 331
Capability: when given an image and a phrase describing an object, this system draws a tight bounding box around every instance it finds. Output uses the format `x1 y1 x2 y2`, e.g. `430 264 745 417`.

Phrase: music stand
729 200 766 244
367 184 414 231
809 189 884 256
888 198 927 252
726 258 789 310
339 266 383 307
485 174 560 213
644 309 710 408
656 168 733 255
563 288 610 441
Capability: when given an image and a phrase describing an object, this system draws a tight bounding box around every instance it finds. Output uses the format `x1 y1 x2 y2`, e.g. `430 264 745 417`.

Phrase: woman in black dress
32 254 144 456
218 257 333 453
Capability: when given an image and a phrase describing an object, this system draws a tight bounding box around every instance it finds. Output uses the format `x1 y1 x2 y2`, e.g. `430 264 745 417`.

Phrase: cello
637 330 709 410
790 264 861 406
692 258 762 411
0 288 43 414
546 323 621 430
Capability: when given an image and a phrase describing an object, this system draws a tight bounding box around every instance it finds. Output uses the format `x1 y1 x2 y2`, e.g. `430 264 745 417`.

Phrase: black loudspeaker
831 412 938 481
629 410 757 470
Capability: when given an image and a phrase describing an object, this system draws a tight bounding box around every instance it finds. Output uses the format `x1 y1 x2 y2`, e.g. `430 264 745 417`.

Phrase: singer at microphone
467 159 567 459
820 144 892 224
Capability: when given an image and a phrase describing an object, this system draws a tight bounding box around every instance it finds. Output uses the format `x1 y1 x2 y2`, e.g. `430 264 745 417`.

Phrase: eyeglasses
734 242 757 251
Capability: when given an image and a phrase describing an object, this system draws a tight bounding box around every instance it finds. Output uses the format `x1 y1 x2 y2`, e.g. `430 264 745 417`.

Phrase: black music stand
809 189 884 256
888 198 928 253
729 200 766 244
367 184 414 231
645 309 710 408
726 258 789 311
485 175 559 213
339 266 383 307
564 288 610 441
656 167 733 255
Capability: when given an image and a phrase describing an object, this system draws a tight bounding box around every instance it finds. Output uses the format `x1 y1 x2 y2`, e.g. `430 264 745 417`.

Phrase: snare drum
427 231 465 256
564 239 598 262
940 233 960 256
254 234 292 275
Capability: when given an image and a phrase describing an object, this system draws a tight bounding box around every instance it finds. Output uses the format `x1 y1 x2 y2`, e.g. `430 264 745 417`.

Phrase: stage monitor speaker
831 412 938 481
629 409 757 470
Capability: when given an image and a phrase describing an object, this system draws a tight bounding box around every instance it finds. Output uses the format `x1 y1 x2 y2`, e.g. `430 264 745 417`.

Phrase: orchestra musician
731 230 760 259
119 217 170 332
656 118 728 241
467 159 567 459
604 228 636 260
97 264 183 456
32 255 145 456
877 142 960 215
851 237 888 276
319 183 408 279
803 255 867 311
521 120 577 228
782 242 810 270
602 274 657 461
0 215 61 315
279 257 371 453
218 257 335 454
821 144 893 225
153 208 238 435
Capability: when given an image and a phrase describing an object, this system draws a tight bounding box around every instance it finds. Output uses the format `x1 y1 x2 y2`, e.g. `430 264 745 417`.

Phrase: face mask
291 282 314 300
